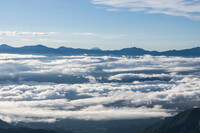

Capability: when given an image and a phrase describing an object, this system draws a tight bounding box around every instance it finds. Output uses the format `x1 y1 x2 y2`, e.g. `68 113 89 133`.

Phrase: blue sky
0 0 200 51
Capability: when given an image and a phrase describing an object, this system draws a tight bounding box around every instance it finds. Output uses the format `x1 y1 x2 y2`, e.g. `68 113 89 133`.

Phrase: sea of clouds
0 54 199 123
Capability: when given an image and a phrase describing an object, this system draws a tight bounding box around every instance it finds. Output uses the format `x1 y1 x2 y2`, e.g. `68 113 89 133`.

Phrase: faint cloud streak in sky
0 31 56 36
92 0 200 19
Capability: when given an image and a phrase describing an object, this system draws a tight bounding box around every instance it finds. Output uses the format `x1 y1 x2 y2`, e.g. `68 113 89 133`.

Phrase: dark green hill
142 108 200 133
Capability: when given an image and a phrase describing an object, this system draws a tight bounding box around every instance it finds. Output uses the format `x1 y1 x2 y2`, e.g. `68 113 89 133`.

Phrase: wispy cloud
38 39 73 43
73 32 126 39
73 32 97 36
91 0 200 19
107 8 121 12
0 31 56 36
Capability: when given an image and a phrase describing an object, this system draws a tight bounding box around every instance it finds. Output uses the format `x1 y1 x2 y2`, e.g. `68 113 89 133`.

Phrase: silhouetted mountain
0 44 13 48
117 47 151 55
162 47 200 56
19 44 56 54
142 108 200 133
90 47 101 51
0 44 200 56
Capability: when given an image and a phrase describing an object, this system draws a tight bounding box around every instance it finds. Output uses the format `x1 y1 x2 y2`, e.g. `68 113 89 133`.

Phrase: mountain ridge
142 108 200 133
0 44 200 56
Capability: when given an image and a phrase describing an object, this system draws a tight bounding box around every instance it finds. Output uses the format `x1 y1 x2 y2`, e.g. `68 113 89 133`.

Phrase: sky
0 0 200 51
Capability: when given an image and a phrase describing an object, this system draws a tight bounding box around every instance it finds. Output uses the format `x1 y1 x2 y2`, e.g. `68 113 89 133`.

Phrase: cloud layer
92 0 200 19
0 54 199 122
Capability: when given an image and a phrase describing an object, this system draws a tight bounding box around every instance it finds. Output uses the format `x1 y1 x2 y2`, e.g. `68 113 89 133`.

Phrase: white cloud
38 39 73 43
73 32 126 39
0 54 199 122
73 32 97 36
108 73 175 81
0 54 45 60
0 75 199 122
0 101 170 123
107 8 121 12
91 0 200 19
0 31 56 36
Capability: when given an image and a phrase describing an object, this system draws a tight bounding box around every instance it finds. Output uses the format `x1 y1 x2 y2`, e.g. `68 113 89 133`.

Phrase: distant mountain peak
90 47 101 51
58 46 66 49
0 44 12 48
33 44 48 48
21 45 51 50
57 46 73 49
121 47 145 51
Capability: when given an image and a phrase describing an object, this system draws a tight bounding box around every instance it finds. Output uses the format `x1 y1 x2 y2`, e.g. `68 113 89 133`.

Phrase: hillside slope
0 119 58 133
142 108 200 133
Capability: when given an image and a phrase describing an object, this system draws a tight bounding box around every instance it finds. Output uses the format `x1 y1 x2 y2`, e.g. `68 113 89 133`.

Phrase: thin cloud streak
73 32 126 39
92 0 200 19
0 31 56 36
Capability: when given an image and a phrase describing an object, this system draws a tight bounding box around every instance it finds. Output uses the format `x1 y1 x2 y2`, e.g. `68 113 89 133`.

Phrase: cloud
0 54 199 84
73 32 126 39
0 54 199 122
91 0 200 19
0 75 199 122
38 39 73 43
73 32 97 36
0 101 170 123
107 8 121 12
108 73 174 82
0 54 45 60
0 31 56 36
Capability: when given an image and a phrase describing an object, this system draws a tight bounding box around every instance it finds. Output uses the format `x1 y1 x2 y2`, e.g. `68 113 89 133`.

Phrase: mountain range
0 44 200 56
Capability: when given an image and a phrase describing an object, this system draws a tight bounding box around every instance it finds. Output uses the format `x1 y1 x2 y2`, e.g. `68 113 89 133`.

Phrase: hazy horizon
0 43 200 51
